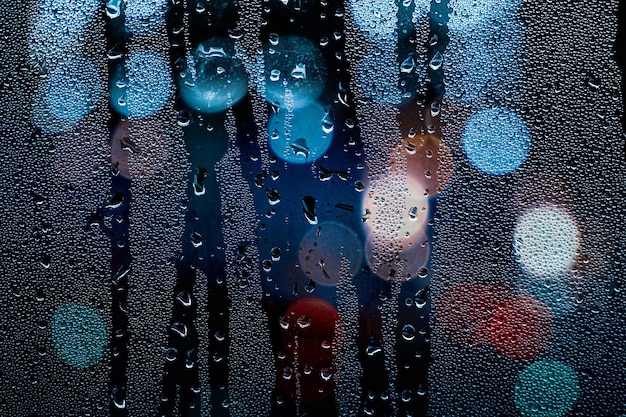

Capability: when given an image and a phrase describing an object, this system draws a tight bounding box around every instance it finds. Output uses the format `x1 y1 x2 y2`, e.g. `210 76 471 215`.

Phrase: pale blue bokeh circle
178 38 249 114
109 51 172 118
267 102 333 164
462 107 530 175
46 55 102 123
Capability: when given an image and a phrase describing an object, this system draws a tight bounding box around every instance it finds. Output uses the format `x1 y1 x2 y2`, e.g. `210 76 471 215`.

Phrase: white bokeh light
514 205 580 276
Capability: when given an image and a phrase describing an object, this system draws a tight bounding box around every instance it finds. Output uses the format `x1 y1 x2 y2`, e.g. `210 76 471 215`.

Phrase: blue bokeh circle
268 102 333 164
51 303 107 369
462 107 530 175
109 51 173 118
262 36 326 109
178 38 249 114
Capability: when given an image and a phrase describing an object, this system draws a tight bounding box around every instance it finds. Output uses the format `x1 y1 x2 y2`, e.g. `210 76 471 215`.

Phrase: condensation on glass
0 0 624 416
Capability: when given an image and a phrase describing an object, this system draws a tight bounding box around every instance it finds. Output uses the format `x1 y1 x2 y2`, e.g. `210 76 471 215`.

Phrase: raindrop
429 52 443 70
401 324 416 341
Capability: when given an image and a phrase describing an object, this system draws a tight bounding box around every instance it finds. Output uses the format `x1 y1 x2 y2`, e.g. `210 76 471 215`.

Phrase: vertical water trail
335 259 362 416
234 0 348 414
156 0 274 413
427 0 449 99
322 0 370 412
219 109 273 415
104 2 130 415
157 0 200 410
235 0 270 173
116 0 184 415
395 0 433 415
421 0 449 415
107 174 132 415
195 269 212 416
158 1 226 415
343 0 403 413
230 18 274 412
379 273 400 413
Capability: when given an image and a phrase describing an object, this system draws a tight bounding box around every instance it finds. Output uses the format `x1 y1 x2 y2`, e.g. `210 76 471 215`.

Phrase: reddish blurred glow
401 134 453 198
110 120 169 179
435 283 510 347
280 298 344 367
278 297 344 401
490 295 554 360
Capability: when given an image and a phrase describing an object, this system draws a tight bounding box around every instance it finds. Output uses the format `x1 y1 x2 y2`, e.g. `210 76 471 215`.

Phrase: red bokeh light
277 297 344 401
490 295 554 360
435 283 510 347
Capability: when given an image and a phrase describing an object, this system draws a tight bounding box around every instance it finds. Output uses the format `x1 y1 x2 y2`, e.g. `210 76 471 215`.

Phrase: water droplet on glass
270 69 281 82
302 196 318 225
401 55 416 73
291 138 310 158
290 63 307 79
429 52 443 70
402 324 416 341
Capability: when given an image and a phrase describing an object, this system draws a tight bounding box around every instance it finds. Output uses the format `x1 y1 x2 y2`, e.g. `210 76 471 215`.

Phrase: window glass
0 0 624 416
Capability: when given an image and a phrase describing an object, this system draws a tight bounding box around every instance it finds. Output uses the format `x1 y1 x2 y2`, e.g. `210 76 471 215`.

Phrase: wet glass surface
0 0 625 416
